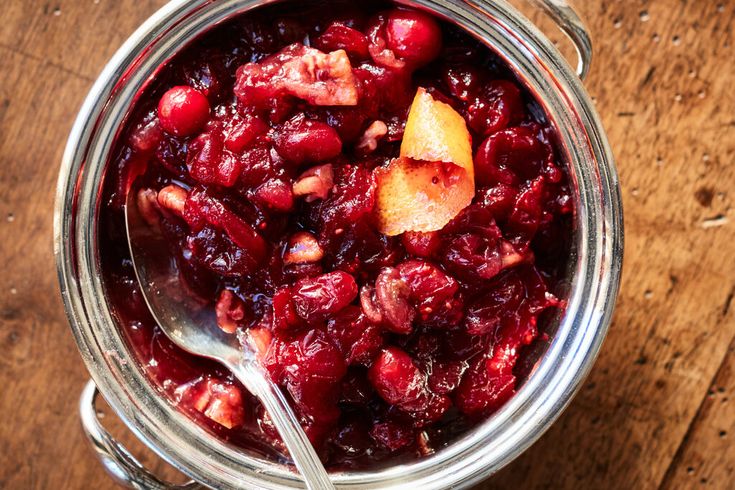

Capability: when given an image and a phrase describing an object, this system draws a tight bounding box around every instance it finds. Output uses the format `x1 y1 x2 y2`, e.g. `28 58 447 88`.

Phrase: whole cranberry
281 329 347 382
253 179 294 212
327 306 384 366
273 115 343 165
385 9 442 67
398 260 461 326
474 126 549 186
454 357 516 416
398 261 457 303
271 287 304 332
477 184 519 222
224 114 268 153
291 271 358 322
280 330 346 427
465 274 524 335
157 86 210 137
187 131 243 187
466 80 523 137
368 347 425 407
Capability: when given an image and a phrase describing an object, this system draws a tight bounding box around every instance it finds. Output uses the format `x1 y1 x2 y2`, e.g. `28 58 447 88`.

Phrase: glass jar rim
54 0 623 488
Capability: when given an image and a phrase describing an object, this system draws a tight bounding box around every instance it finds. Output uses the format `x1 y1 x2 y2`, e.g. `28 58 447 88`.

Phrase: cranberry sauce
99 1 572 469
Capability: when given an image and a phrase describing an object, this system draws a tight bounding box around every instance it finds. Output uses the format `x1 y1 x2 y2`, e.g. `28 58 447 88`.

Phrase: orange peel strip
375 88 474 236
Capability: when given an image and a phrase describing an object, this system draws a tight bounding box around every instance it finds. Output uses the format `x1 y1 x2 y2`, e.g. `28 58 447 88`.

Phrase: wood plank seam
0 42 94 83
657 331 735 489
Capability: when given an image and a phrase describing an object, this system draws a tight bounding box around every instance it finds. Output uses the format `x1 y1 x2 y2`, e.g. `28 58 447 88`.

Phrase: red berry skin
401 231 441 258
272 287 305 332
374 268 415 334
385 9 442 67
291 270 359 322
370 421 415 451
368 347 425 407
474 126 548 187
313 23 370 60
466 80 523 137
453 356 516 416
327 306 383 366
157 86 211 137
187 131 243 187
273 116 343 165
224 114 268 153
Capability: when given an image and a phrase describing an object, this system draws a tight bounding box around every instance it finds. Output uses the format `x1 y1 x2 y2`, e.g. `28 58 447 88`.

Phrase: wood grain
0 1 733 489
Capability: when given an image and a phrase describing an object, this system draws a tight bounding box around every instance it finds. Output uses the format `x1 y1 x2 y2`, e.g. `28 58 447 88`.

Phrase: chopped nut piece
284 231 324 265
292 164 334 202
203 385 245 429
356 120 388 154
282 47 358 106
175 378 245 429
500 241 526 268
215 290 246 334
236 44 359 108
156 184 187 217
417 431 435 456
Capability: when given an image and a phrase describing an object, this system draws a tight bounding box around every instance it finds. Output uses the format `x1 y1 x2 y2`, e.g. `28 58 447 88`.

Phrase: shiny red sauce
99 1 572 469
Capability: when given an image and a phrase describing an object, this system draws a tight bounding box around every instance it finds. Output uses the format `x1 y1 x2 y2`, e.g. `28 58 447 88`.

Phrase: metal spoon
125 185 334 490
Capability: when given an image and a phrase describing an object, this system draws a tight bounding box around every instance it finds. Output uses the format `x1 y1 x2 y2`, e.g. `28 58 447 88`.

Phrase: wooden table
1 1 732 488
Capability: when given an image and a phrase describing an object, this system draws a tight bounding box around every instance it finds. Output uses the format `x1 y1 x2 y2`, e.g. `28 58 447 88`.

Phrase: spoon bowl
125 182 334 490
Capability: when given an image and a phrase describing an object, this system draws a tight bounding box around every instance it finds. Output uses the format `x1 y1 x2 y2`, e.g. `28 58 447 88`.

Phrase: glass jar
54 0 623 488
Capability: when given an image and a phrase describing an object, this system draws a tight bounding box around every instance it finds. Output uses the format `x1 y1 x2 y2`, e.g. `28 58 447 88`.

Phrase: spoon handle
229 360 335 490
